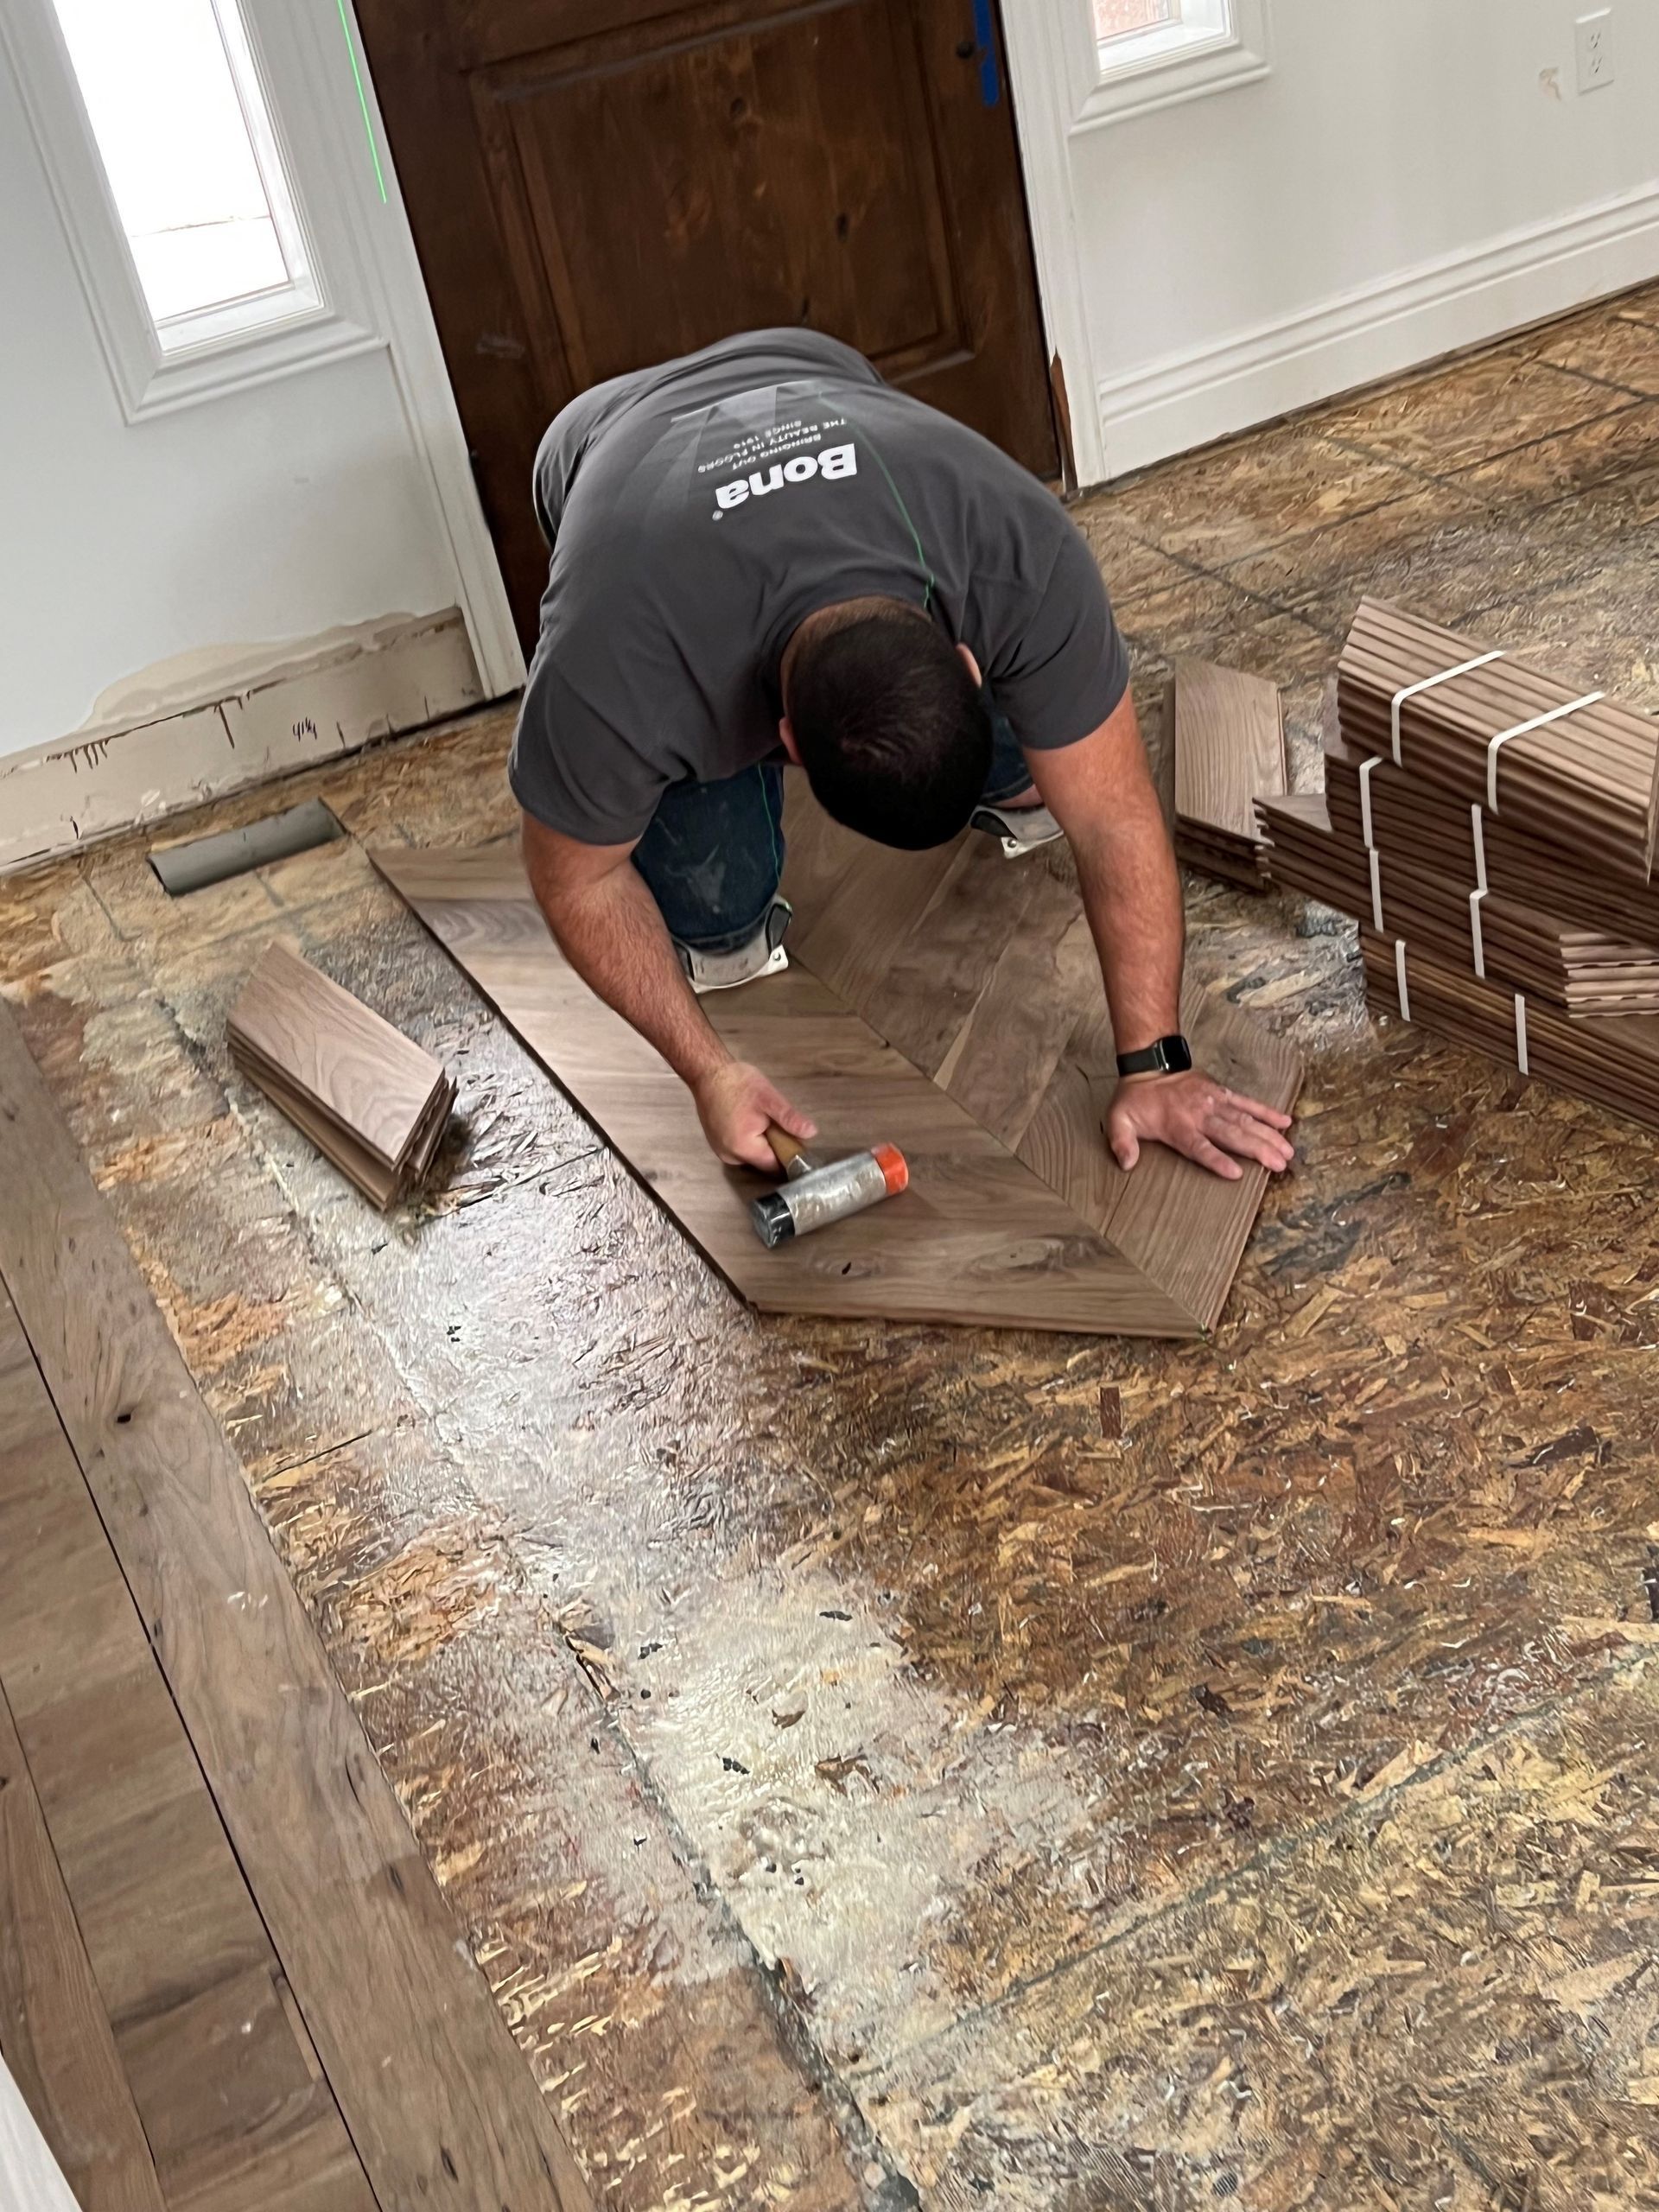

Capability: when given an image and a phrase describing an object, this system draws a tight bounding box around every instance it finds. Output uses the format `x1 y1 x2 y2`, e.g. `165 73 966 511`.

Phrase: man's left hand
1107 1071 1294 1182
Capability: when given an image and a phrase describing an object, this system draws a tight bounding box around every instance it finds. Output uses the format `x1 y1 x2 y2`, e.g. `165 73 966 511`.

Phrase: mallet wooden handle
765 1125 807 1173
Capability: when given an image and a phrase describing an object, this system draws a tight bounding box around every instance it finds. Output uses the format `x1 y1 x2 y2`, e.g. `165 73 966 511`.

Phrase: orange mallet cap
870 1142 909 1195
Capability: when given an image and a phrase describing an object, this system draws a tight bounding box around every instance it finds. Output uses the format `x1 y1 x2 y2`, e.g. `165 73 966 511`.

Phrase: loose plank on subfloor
228 939 448 1173
372 846 1197 1336
0 1004 595 2212
0 1671 163 2212
1170 656 1287 890
0 1282 372 2212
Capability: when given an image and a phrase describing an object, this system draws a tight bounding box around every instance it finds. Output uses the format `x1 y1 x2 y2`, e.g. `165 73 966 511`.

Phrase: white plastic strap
1470 804 1488 892
1370 847 1385 931
1390 652 1506 765
1515 993 1529 1077
1485 692 1605 813
1395 938 1411 1021
1359 755 1380 849
1469 886 1487 977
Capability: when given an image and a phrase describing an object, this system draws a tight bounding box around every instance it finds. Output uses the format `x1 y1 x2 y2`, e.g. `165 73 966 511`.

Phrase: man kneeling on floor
510 327 1294 1185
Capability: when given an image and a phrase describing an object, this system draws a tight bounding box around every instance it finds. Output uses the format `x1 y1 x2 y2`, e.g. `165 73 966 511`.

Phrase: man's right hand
692 1061 817 1172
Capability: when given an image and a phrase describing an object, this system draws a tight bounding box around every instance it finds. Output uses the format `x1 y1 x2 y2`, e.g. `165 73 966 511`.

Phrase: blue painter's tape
972 0 1001 103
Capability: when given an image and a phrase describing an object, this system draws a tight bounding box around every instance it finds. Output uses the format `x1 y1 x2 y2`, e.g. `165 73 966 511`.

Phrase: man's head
779 599 991 849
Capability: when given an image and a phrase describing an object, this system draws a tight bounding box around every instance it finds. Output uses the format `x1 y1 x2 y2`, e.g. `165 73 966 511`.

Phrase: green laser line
335 0 386 203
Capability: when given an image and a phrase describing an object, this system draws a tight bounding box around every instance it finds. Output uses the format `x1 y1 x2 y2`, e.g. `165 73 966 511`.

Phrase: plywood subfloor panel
0 1003 594 2212
371 845 1197 1336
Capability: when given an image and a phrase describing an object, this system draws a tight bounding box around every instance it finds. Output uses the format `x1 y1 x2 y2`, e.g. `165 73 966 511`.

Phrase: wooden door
353 0 1059 644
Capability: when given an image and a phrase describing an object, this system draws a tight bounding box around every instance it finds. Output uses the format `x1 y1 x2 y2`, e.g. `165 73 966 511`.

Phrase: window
48 0 318 347
1095 0 1238 78
1076 0 1269 128
2 0 379 417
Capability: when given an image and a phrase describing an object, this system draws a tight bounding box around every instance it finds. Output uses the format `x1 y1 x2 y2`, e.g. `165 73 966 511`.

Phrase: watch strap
1116 1033 1192 1078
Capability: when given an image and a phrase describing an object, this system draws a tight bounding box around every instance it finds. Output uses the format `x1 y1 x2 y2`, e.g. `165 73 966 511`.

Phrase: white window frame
0 0 381 421
1073 0 1270 130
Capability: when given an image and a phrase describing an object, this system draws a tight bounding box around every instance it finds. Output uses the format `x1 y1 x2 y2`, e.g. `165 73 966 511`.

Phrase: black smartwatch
1116 1033 1193 1078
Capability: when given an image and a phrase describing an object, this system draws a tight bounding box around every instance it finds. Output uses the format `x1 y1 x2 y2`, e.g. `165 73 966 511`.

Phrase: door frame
997 3 1108 487
305 0 525 695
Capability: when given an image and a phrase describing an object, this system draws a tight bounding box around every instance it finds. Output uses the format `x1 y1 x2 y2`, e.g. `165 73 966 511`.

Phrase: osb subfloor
7 285 1659 2210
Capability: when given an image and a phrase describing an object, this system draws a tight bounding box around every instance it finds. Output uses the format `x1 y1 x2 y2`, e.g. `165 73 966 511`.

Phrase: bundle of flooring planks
1258 597 1659 1134
1168 657 1288 891
229 941 453 1205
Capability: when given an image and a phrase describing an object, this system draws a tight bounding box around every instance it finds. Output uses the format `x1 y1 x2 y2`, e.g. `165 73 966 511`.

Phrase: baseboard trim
0 608 489 875
1094 180 1659 481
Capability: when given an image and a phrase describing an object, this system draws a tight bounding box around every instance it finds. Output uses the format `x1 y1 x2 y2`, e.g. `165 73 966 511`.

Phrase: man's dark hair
786 602 993 850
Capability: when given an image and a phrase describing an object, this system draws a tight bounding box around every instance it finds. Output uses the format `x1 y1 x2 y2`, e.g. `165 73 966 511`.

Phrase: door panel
356 0 1058 644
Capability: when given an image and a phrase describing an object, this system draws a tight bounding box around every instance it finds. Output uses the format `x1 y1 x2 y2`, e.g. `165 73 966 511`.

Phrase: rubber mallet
748 1126 908 1248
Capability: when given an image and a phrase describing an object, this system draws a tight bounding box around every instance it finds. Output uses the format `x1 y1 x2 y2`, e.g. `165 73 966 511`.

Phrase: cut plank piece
376 804 1300 1335
232 1044 454 1208
1171 657 1287 892
0 1284 373 2212
228 939 452 1207
0 1002 595 2212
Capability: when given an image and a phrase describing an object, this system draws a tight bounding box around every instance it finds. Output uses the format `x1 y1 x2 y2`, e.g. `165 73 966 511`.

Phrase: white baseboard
0 607 489 874
1094 180 1659 482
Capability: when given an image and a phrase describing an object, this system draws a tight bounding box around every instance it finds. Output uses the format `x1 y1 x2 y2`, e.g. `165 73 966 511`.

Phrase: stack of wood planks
1169 657 1288 892
228 940 452 1205
1258 598 1659 1132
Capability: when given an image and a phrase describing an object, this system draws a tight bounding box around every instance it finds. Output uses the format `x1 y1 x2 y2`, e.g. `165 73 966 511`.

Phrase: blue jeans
633 698 1030 953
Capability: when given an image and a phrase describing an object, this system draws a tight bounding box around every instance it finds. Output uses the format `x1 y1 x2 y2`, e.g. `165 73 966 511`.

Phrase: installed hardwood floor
375 797 1300 1338
0 1002 593 2212
0 1660 164 2212
0 1278 365 2212
373 843 1194 1335
779 788 1303 1332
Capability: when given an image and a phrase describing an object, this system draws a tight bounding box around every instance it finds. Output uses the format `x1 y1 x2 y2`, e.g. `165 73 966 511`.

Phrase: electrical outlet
1576 9 1614 93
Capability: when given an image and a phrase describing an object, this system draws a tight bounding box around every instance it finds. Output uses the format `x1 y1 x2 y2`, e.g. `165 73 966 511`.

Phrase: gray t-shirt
509 329 1129 845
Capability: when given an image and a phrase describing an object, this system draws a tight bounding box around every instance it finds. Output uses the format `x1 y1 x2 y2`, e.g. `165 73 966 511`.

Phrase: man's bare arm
1024 691 1294 1181
520 812 814 1170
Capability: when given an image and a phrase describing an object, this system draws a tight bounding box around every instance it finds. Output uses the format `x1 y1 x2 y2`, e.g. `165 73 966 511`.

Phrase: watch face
1161 1035 1193 1073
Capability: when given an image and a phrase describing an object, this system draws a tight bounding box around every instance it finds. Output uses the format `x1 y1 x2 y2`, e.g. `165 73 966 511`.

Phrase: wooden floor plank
0 1288 375 2212
779 793 1301 1333
0 1009 594 2212
1170 655 1287 889
0 1672 163 2212
0 1676 165 2212
374 846 1197 1336
227 941 447 1174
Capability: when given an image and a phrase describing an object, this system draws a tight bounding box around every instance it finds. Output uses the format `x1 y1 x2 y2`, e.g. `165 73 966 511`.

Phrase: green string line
335 0 386 203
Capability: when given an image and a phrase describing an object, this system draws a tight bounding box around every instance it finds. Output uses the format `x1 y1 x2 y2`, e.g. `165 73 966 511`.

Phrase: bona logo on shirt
714 442 856 513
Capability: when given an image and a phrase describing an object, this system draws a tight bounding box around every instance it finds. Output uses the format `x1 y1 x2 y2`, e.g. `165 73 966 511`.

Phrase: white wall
1007 0 1659 483
0 0 515 791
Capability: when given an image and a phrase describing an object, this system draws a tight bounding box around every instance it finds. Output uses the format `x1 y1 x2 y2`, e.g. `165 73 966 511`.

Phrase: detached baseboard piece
0 607 487 874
